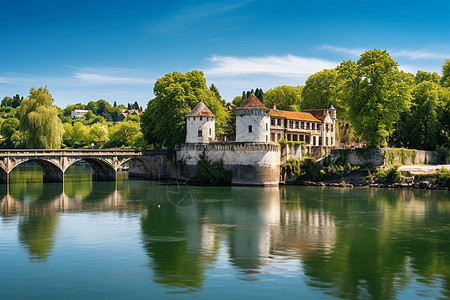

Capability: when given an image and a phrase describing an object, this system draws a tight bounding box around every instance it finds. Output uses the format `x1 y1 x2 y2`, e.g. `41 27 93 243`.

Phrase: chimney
272 103 277 110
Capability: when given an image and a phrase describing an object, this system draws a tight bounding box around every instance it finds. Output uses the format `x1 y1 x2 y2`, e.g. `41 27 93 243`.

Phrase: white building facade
186 102 216 144
235 94 270 143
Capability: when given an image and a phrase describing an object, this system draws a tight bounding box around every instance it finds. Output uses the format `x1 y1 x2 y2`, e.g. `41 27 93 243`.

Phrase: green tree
72 122 89 147
1 96 13 107
336 50 411 147
263 85 302 111
442 59 450 87
62 123 74 147
108 120 140 147
11 94 21 108
19 86 64 149
392 81 447 150
1 118 20 138
302 68 341 111
141 70 227 147
415 70 441 84
89 123 109 145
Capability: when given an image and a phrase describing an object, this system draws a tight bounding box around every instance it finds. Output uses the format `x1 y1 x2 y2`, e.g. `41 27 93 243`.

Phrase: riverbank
282 163 450 190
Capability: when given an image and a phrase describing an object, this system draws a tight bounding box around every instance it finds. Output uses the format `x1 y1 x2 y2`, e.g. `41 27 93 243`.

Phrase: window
326 137 329 146
296 121 299 128
249 125 253 133
271 133 275 141
209 128 212 136
313 136 316 145
301 122 304 129
299 135 304 141
277 119 281 126
312 123 315 130
200 117 202 121
305 135 310 144
318 124 322 130
287 134 291 141
326 124 329 132
331 124 334 132
266 123 268 131
198 130 202 137
277 133 281 141
331 137 334 145
293 134 298 141
306 123 310 130
271 118 275 126
319 137 322 145
289 120 293 128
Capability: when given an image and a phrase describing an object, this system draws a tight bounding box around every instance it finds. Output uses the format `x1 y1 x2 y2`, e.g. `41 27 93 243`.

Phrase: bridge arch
12 159 64 183
120 157 161 180
0 165 7 184
69 158 117 181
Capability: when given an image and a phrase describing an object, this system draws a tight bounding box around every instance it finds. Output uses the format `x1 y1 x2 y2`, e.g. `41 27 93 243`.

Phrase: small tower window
200 117 203 121
266 123 268 131
248 125 253 133
209 128 212 136
198 130 202 137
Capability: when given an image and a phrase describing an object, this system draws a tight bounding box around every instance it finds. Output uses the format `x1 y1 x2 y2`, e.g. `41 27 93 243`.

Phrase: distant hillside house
71 109 89 119
115 108 144 122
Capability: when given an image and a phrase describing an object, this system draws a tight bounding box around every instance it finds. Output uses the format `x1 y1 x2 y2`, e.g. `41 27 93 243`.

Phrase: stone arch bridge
0 149 175 184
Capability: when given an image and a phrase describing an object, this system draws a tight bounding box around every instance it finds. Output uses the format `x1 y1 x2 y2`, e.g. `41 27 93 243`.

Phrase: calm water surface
1 163 449 299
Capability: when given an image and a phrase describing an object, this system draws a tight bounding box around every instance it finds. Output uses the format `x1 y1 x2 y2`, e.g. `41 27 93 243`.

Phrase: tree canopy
19 86 64 149
263 85 303 111
336 50 411 147
141 70 227 147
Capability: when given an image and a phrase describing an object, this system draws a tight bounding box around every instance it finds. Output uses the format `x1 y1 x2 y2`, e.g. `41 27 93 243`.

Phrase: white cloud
72 67 154 85
390 49 449 60
319 44 449 60
204 54 339 77
318 45 366 57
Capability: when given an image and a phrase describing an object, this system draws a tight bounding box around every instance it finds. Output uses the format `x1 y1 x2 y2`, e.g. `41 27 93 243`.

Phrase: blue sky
1 0 449 108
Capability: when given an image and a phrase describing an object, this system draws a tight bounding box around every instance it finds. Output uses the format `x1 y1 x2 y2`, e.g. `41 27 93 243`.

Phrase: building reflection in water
2 176 450 299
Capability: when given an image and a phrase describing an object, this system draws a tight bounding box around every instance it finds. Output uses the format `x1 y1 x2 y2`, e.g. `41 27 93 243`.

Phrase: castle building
235 94 270 143
270 103 336 147
186 102 216 144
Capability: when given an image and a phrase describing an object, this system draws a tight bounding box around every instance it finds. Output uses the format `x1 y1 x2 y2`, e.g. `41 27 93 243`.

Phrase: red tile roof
303 109 329 121
237 94 268 110
270 110 321 122
187 102 215 117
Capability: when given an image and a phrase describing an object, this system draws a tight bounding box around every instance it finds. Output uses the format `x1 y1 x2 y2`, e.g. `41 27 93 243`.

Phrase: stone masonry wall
324 148 438 167
176 143 280 186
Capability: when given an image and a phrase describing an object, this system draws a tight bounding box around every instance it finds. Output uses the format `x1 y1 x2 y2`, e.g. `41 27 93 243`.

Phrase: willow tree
19 86 64 149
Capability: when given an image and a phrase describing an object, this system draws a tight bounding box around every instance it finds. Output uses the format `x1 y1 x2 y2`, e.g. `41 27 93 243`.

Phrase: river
0 163 449 299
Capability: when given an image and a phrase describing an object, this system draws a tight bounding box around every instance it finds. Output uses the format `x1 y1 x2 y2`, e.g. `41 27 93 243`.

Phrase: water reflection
1 168 450 298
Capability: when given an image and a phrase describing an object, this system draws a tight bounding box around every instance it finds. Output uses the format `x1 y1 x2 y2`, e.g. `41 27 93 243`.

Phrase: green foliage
434 147 450 164
415 70 441 84
88 123 109 144
392 81 448 150
1 118 20 138
107 120 140 148
383 148 417 166
263 85 303 111
436 168 450 187
337 50 411 147
442 59 450 87
19 86 64 149
194 153 231 184
369 166 401 183
141 70 227 147
302 69 341 112
285 158 305 177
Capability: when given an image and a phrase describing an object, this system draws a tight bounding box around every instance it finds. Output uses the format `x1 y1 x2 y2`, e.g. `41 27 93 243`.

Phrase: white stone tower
236 94 270 143
186 102 215 144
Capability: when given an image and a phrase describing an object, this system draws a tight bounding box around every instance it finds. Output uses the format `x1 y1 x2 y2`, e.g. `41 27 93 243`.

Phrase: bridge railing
0 149 144 156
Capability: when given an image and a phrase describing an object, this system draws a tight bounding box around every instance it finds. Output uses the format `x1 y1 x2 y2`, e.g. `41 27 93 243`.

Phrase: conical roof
237 94 268 110
186 102 215 117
